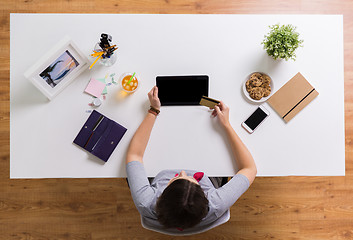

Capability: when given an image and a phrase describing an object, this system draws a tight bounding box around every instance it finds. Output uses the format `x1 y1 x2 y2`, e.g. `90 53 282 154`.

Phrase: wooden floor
1 0 353 239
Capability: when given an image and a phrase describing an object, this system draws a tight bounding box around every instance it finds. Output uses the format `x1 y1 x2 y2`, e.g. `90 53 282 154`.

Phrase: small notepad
97 78 108 95
267 72 319 123
84 77 106 97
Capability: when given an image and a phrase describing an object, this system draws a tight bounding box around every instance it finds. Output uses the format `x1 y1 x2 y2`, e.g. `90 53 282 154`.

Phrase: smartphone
241 105 270 133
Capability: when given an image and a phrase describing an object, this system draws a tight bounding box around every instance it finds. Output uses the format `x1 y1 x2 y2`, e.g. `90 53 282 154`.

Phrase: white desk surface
10 14 345 178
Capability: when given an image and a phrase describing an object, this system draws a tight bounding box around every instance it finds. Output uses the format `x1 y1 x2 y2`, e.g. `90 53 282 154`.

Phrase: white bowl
242 72 274 104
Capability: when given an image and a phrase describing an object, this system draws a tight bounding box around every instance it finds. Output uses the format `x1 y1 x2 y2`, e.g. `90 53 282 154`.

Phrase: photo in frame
24 36 89 100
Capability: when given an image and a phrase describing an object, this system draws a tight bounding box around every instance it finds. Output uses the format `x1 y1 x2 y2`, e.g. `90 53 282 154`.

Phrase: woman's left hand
148 86 161 110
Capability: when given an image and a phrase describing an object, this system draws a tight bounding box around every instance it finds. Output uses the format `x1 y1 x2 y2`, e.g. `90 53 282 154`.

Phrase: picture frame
24 36 89 100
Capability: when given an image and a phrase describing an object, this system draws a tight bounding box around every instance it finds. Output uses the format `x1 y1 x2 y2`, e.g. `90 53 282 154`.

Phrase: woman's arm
212 102 257 184
126 86 161 164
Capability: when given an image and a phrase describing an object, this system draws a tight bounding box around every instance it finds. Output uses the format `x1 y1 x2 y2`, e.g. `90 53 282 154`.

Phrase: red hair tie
193 172 204 182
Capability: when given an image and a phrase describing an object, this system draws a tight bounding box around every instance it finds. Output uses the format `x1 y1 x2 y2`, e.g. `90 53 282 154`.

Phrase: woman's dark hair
156 179 209 229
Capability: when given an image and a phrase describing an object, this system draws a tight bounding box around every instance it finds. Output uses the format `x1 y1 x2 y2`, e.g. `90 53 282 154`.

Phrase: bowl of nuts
243 72 273 103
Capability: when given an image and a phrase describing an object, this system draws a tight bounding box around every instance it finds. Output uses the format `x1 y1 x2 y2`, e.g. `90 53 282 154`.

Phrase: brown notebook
267 72 319 123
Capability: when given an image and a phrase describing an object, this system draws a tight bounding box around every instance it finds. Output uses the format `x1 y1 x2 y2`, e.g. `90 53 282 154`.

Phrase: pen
84 115 104 148
107 45 117 49
89 52 104 70
91 51 104 57
92 135 102 151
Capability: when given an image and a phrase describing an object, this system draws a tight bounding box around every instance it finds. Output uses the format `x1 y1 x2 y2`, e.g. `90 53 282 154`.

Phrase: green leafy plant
262 24 304 61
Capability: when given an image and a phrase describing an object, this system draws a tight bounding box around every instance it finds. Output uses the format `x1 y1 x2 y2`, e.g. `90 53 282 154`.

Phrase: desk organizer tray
73 110 127 162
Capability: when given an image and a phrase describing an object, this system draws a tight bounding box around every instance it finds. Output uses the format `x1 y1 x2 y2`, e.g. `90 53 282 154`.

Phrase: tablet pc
156 75 209 106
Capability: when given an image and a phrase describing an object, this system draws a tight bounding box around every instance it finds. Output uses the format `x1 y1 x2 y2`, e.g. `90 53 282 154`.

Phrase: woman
126 86 257 235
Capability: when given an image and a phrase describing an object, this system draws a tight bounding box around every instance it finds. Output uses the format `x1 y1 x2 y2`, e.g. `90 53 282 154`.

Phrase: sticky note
84 78 106 98
97 78 108 95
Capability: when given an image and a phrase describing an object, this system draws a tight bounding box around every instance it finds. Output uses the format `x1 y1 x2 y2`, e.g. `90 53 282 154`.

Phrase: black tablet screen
156 75 209 106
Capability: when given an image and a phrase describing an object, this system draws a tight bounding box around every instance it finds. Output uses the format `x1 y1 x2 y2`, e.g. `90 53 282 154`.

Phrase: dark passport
73 110 127 162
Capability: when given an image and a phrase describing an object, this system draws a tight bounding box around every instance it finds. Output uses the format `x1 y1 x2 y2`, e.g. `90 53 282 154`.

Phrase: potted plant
262 24 304 61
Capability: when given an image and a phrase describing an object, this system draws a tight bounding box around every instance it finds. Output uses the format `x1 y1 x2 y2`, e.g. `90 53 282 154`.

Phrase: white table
10 14 345 178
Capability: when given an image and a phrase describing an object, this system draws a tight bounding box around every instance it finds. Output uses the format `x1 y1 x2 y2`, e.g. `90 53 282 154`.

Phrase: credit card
199 96 220 109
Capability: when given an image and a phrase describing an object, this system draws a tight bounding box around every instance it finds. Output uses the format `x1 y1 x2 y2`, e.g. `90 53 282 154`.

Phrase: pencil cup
93 43 117 67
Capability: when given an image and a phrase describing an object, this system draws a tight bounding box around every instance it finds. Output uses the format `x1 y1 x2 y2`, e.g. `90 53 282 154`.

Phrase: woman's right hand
148 86 161 110
212 101 231 128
